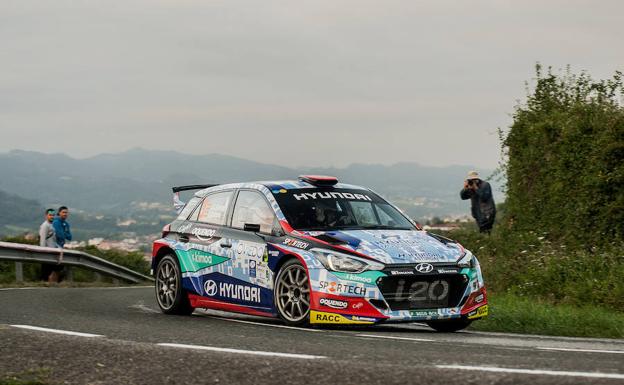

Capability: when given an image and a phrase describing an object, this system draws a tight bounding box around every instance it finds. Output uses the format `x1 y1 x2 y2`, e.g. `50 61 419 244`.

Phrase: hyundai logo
415 263 434 273
204 280 217 296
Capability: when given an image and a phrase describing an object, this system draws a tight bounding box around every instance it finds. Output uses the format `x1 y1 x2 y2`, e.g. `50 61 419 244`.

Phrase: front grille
377 274 468 311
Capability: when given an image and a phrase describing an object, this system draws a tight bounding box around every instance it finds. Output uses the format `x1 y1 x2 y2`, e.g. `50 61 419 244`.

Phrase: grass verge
470 292 624 339
0 369 52 385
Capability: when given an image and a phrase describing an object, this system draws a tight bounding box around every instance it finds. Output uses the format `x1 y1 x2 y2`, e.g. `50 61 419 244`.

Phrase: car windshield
271 188 415 231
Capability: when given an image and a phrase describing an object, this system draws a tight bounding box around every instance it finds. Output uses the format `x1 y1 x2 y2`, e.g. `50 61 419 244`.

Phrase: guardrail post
15 262 23 282
94 272 102 282
65 267 73 282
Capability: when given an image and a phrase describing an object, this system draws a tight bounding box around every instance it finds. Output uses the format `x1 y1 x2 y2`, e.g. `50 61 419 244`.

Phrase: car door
218 189 282 311
176 190 235 296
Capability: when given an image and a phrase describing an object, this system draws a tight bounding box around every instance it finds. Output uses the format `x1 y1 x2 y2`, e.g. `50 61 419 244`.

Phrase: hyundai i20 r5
152 175 488 331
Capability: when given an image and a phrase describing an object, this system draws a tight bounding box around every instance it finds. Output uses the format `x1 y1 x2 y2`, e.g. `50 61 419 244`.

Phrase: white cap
467 171 480 180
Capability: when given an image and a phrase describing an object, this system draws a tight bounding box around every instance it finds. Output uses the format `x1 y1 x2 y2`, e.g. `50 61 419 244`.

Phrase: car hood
303 229 464 265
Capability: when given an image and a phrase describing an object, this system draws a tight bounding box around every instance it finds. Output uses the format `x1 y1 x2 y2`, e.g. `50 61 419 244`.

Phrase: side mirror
243 223 261 232
271 226 285 237
271 217 285 237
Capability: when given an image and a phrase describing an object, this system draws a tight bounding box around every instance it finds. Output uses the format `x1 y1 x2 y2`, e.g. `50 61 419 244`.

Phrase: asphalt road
1 287 623 385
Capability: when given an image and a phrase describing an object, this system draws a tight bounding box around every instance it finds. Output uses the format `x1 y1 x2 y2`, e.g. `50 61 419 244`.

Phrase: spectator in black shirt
460 171 496 233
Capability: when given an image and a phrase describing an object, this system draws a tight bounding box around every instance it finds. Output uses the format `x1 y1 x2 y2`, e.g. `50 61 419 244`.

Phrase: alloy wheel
276 263 310 322
156 258 178 310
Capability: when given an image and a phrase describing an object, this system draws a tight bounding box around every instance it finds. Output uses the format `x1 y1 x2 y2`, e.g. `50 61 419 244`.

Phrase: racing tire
155 254 194 315
426 318 472 332
274 258 311 326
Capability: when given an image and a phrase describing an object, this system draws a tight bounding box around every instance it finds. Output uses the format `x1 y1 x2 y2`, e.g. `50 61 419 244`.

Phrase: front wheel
426 318 472 332
155 254 194 315
274 259 310 326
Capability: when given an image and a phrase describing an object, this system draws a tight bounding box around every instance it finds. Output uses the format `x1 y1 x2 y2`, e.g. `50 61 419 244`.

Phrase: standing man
53 206 72 248
460 171 496 233
39 209 57 248
39 208 61 282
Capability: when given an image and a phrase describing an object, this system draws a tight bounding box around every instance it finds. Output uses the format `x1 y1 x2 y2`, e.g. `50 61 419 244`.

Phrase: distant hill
0 189 43 236
0 149 500 221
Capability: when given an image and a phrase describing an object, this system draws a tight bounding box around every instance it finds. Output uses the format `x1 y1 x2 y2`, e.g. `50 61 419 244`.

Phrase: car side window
231 191 276 234
196 191 234 225
178 197 202 220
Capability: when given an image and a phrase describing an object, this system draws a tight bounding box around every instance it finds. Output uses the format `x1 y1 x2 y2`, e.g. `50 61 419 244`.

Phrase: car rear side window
195 191 234 225
231 191 276 233
177 197 202 220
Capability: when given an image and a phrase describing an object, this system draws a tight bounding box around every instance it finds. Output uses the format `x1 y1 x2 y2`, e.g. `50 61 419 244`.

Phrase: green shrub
442 226 624 311
502 65 624 244
446 66 624 314
471 292 624 338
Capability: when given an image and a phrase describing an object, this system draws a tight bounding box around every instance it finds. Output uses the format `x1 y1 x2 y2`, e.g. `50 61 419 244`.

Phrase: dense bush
502 65 624 243
444 227 624 311
445 65 624 312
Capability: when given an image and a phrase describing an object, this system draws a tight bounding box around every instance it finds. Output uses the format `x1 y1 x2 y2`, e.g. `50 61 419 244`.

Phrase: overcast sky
1 0 622 169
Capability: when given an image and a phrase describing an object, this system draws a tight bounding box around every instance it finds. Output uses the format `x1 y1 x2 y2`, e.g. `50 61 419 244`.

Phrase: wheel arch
272 253 312 325
272 252 311 283
272 253 299 282
152 245 178 273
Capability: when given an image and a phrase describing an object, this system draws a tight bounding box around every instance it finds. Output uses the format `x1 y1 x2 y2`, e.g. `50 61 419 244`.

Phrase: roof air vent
298 175 338 187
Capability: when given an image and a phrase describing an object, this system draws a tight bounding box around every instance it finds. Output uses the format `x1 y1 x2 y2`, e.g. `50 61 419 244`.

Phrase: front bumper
307 264 488 325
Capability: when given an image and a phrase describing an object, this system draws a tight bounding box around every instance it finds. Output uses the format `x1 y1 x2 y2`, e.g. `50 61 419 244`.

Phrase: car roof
194 180 369 197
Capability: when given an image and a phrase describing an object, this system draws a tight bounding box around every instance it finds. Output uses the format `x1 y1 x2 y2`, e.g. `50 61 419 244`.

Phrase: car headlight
312 248 384 273
457 250 475 268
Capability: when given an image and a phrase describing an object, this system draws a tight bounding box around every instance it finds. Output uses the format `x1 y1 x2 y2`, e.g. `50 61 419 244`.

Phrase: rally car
152 175 488 331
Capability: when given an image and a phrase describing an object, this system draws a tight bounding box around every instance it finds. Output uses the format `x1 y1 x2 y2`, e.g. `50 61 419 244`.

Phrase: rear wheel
426 318 472 332
274 259 310 326
155 254 194 315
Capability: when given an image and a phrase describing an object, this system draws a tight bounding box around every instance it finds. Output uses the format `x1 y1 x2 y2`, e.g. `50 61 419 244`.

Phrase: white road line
0 287 42 291
463 329 624 344
437 365 624 380
157 343 326 359
84 286 153 290
10 324 103 338
537 347 624 354
129 303 160 314
215 317 324 332
357 334 434 342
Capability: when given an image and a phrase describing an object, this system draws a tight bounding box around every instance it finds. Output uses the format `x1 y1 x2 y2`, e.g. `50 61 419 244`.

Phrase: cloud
1 0 622 168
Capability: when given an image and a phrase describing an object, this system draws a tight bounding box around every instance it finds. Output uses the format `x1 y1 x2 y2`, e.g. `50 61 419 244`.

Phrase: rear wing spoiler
172 184 219 193
172 184 219 213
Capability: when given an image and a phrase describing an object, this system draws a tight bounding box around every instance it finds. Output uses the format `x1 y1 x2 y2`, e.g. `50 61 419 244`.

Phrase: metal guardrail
0 241 154 284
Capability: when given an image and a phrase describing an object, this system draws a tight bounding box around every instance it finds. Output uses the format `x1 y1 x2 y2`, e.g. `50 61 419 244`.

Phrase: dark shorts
40 263 64 280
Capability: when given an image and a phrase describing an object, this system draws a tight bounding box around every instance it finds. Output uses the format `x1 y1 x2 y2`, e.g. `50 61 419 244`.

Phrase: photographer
460 171 496 233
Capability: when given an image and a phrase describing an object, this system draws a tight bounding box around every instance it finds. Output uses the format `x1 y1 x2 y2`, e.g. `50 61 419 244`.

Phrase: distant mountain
0 187 173 240
0 149 500 221
0 189 43 236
